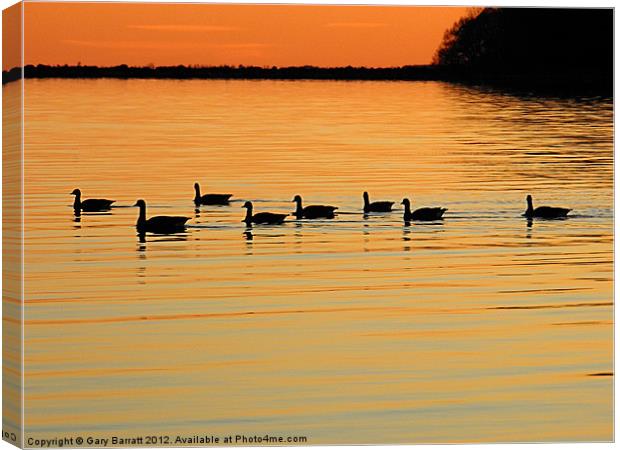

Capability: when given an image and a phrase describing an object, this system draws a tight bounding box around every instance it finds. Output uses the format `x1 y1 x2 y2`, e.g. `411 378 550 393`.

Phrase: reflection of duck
243 201 287 225
524 195 571 219
293 195 337 219
401 198 446 221
134 199 190 233
71 189 114 212
194 182 232 206
363 191 393 213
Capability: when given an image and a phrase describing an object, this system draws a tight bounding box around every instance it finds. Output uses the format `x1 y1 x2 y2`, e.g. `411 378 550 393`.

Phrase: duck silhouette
524 195 571 219
194 182 233 206
401 198 447 221
134 199 190 233
71 189 114 212
363 191 394 213
292 195 338 219
242 201 288 225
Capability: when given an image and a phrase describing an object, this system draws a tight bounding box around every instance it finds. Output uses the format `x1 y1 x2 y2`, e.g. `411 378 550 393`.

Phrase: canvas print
2 2 613 447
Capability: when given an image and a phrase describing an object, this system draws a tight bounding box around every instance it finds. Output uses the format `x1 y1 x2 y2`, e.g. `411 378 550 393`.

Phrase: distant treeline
5 64 444 84
2 62 610 95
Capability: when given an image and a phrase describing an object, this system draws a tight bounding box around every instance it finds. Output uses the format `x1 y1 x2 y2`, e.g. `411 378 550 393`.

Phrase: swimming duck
71 189 115 212
363 191 394 213
402 198 447 221
194 182 233 206
134 199 190 233
524 195 571 219
292 195 338 219
242 201 288 225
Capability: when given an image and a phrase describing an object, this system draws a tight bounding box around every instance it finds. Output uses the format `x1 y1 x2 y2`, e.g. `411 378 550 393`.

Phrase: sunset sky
8 3 468 70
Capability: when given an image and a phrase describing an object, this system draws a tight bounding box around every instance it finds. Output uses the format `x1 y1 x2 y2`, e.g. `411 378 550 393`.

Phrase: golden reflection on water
3 80 23 444
21 79 612 443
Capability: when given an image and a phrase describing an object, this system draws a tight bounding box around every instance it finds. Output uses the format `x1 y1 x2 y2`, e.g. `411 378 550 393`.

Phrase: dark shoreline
2 64 612 97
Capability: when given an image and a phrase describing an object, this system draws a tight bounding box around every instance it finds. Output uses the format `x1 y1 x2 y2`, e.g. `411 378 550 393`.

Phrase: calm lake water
18 79 612 443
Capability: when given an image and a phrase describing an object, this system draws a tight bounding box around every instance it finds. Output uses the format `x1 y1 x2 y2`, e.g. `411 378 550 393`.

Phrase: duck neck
295 199 303 216
526 197 534 215
194 185 201 203
404 202 411 218
73 193 81 210
363 194 370 211
244 205 253 223
137 203 147 227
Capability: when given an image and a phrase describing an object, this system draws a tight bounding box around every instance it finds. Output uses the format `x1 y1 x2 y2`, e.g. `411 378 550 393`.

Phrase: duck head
400 198 410 207
242 201 253 209
70 188 81 196
133 199 146 208
292 195 302 203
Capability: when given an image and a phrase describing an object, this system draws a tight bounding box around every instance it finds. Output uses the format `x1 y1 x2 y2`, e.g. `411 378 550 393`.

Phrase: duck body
243 201 287 225
363 192 394 213
298 205 338 219
134 199 189 233
524 195 571 219
293 195 338 219
408 207 447 221
80 199 116 212
71 189 115 212
194 182 232 205
402 198 446 221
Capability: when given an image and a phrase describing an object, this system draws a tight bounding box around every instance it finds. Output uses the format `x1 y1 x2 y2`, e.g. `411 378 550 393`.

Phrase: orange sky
15 3 468 69
3 2 21 70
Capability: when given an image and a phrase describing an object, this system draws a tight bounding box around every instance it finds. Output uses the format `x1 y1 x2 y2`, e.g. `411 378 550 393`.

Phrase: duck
401 198 447 221
363 191 394 213
194 182 233 206
134 199 190 233
524 194 571 219
70 188 115 212
292 195 338 219
242 201 288 225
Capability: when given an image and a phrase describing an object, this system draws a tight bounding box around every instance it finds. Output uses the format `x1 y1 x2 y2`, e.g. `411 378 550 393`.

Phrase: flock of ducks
71 183 572 235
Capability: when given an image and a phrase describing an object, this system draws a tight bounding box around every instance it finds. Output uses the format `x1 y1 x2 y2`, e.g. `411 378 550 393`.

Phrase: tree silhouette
432 8 612 94
433 7 613 75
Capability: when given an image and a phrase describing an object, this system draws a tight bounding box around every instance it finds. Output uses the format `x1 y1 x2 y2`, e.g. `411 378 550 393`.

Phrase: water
18 79 612 443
